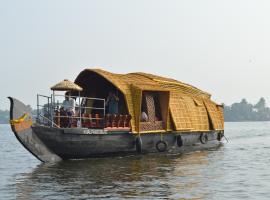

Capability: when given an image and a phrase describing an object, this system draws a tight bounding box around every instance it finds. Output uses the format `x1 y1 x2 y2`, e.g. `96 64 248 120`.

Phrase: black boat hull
9 97 224 162
33 125 223 160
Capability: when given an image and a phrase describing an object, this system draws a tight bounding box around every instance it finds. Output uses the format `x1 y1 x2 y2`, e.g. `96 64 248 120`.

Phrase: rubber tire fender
176 135 183 147
156 140 168 152
200 133 208 144
217 132 224 141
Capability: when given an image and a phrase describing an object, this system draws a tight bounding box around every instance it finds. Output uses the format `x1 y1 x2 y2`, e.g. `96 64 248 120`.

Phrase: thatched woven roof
75 68 224 133
51 79 83 91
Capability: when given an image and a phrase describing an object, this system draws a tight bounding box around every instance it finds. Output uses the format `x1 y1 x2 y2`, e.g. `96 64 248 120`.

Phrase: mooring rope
224 135 229 143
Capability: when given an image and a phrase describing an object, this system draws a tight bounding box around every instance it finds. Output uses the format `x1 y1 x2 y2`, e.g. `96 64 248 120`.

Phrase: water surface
1 122 270 199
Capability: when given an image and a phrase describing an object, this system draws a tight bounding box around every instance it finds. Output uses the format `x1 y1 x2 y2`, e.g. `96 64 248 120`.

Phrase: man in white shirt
62 95 76 127
62 95 75 113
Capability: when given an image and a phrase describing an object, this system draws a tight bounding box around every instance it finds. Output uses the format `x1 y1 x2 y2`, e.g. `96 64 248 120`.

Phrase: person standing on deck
62 94 76 127
106 92 119 114
62 95 76 114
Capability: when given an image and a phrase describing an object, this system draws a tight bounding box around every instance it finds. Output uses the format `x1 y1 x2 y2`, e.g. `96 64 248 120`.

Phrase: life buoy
156 140 167 152
135 137 142 153
176 135 183 147
200 133 208 144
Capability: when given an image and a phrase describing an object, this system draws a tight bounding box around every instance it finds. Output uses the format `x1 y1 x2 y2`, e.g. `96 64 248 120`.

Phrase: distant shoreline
1 97 270 124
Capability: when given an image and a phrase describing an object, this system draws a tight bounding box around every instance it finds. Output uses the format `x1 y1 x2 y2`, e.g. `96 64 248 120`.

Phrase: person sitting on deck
62 94 76 127
105 92 119 114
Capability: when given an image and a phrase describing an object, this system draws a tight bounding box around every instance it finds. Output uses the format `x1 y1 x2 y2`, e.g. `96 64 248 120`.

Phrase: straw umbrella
50 79 83 127
50 79 83 92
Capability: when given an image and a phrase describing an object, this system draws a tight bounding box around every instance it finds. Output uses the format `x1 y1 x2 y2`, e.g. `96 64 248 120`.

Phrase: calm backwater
1 122 270 199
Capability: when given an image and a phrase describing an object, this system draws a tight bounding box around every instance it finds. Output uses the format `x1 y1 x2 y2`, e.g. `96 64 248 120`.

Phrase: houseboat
9 68 224 162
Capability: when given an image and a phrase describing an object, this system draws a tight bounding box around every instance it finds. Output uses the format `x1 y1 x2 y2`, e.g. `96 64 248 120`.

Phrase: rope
224 135 229 143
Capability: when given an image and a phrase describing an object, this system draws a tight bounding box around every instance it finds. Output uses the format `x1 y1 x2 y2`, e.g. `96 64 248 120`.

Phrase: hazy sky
1 0 270 110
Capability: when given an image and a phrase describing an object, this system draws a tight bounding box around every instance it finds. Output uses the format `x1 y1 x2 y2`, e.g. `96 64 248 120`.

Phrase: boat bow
8 97 62 162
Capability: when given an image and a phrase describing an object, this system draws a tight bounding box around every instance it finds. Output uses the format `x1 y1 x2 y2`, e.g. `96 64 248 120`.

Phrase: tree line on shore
0 105 36 124
0 109 9 124
224 97 270 122
1 98 270 123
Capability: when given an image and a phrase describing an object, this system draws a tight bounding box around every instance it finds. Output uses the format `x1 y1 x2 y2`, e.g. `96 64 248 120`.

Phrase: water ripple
1 123 270 199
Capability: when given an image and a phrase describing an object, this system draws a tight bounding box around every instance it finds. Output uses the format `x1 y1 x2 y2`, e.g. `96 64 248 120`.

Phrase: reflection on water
13 152 212 200
2 122 270 199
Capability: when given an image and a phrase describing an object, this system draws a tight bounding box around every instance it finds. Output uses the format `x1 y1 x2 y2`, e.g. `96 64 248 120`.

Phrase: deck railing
36 94 52 126
37 94 105 128
36 94 131 130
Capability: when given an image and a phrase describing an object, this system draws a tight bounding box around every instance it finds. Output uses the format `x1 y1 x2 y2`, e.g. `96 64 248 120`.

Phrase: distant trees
0 106 36 124
0 109 9 124
224 97 270 122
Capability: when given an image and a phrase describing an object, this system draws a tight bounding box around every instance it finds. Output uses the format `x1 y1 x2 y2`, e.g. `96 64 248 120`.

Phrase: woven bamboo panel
217 105 224 129
169 92 193 130
132 72 211 98
203 99 224 130
129 83 169 92
130 85 142 133
166 113 174 131
140 121 164 132
79 68 224 132
196 105 210 130
124 73 155 85
182 96 210 131
144 93 155 122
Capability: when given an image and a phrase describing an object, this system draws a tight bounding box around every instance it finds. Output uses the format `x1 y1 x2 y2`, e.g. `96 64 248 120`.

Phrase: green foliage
224 97 270 122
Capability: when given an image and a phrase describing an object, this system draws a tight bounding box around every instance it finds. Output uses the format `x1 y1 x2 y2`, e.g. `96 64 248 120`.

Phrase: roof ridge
128 72 210 97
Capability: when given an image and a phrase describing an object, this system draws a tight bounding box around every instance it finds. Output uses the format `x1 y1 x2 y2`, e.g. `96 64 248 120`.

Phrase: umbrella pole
51 90 55 127
79 91 81 128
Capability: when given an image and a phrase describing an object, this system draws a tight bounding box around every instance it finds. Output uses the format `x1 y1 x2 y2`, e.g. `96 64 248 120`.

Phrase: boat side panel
33 125 222 159
33 126 136 159
137 131 220 153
